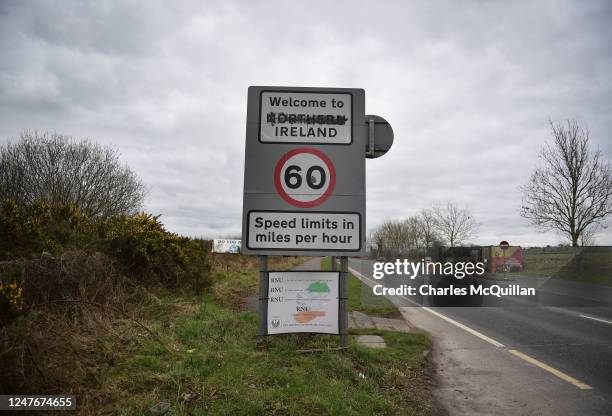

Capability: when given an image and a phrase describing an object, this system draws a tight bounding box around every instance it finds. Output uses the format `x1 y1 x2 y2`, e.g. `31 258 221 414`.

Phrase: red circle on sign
273 147 336 208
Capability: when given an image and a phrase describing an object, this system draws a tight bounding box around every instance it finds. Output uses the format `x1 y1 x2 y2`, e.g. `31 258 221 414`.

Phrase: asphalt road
348 258 612 415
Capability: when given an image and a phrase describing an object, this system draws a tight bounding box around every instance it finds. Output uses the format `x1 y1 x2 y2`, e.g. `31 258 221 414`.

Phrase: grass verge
320 257 397 316
3 255 438 415
102 292 436 415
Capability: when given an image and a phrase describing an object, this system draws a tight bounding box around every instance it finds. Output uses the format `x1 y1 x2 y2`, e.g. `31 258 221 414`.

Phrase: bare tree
521 120 612 246
370 217 423 258
370 220 408 258
419 208 439 249
433 202 478 247
404 216 424 250
0 131 148 216
370 211 446 258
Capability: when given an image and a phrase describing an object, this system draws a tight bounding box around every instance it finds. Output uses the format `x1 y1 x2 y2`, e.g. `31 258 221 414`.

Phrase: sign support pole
339 256 349 348
331 256 337 272
258 255 269 344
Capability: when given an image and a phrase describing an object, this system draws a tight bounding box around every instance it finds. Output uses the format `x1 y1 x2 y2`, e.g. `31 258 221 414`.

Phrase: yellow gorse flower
0 281 24 314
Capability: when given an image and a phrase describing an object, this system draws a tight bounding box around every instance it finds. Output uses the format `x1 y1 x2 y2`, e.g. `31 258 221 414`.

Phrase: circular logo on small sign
274 147 336 208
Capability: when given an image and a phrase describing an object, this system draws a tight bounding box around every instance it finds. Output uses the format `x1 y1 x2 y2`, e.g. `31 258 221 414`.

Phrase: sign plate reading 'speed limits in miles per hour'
242 86 366 256
247 211 360 251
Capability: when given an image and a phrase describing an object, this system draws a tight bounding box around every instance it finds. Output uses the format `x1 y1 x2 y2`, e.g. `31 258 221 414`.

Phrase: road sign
212 239 241 253
242 86 366 256
499 241 510 250
267 271 339 334
365 115 394 158
274 147 336 208
246 211 360 251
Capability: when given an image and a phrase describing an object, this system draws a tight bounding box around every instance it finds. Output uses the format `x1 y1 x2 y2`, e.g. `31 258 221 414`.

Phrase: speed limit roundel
274 147 336 208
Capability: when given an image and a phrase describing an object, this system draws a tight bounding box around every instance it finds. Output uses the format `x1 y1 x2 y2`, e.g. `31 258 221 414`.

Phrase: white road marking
579 314 612 325
545 306 612 326
420 306 506 348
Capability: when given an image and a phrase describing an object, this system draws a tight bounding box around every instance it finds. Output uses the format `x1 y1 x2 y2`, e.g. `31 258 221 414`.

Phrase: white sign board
247 211 360 252
242 86 366 256
260 91 352 144
267 271 339 334
212 239 241 254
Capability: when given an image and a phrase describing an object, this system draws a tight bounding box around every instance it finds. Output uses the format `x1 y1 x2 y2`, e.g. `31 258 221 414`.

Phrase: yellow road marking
509 349 592 390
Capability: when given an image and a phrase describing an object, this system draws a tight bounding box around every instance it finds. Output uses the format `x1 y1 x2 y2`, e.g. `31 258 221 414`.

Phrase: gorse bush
0 199 90 258
0 199 213 304
0 200 213 392
94 213 212 289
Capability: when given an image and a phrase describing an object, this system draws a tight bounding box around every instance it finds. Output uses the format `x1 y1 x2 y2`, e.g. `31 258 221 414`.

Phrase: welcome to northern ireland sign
259 91 353 144
241 86 366 256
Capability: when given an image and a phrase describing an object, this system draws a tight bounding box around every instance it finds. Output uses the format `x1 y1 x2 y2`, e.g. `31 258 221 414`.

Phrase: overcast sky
1 0 611 246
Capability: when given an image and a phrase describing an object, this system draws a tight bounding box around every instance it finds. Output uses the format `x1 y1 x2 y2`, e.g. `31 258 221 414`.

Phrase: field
521 249 576 277
518 247 612 286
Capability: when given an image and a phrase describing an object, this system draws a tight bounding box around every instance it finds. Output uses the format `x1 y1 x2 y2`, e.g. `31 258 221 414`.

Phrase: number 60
284 165 326 190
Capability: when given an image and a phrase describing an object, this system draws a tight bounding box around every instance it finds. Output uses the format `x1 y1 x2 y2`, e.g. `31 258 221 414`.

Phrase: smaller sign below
212 239 242 254
267 271 339 334
247 211 361 252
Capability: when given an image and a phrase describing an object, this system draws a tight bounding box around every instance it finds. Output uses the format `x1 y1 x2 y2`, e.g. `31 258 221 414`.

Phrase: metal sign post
339 257 349 348
258 255 269 344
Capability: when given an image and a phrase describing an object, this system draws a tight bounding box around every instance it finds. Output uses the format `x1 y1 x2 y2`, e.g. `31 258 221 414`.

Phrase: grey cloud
1 0 611 244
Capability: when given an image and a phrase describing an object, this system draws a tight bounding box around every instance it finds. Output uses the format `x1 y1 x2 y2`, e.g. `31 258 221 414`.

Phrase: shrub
0 131 148 216
95 213 212 290
0 200 213 292
0 199 90 260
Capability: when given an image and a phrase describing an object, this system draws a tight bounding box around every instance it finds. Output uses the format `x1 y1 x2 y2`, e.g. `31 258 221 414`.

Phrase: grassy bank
320 257 397 316
3 253 438 415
